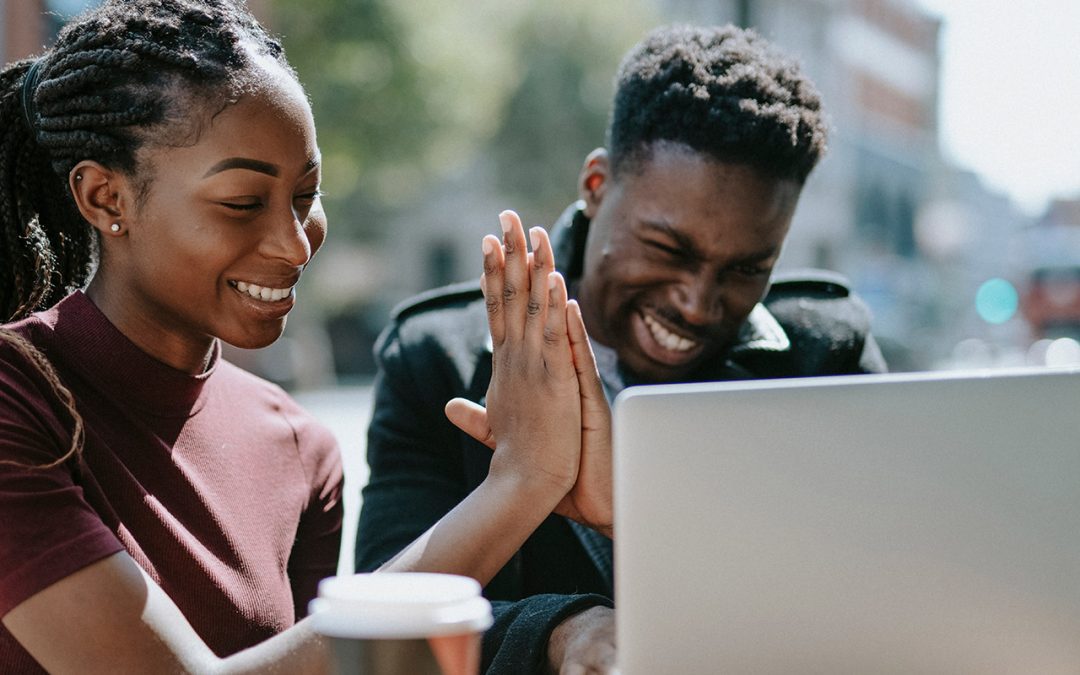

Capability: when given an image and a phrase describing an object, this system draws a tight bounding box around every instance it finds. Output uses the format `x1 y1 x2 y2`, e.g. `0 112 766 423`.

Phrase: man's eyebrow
641 220 780 264
203 157 281 178
640 220 702 257
732 245 781 264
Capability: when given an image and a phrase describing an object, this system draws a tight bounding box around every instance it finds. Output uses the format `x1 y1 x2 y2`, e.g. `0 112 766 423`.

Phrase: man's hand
546 606 617 675
557 300 613 538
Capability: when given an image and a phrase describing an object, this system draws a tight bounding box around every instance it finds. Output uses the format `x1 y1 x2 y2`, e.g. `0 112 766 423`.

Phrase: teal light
975 278 1018 324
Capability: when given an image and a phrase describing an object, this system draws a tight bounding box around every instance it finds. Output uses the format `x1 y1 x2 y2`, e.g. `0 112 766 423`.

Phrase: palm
445 300 614 538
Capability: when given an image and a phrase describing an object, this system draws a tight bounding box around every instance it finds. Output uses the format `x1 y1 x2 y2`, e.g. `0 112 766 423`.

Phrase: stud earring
75 174 83 181
110 223 121 233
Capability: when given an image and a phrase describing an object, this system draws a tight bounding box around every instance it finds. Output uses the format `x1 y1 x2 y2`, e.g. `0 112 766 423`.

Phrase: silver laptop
614 367 1080 674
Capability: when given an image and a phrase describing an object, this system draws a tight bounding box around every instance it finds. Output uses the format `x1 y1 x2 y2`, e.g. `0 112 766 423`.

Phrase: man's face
575 143 802 383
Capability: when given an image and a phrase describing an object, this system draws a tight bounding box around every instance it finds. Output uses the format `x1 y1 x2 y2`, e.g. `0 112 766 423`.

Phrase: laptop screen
614 368 1080 674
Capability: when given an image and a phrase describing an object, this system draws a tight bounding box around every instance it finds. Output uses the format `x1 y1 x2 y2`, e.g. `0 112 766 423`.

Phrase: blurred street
294 384 374 575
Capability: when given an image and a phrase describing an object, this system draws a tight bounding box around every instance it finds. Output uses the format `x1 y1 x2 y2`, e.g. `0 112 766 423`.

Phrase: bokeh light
1045 338 1080 367
975 278 1018 324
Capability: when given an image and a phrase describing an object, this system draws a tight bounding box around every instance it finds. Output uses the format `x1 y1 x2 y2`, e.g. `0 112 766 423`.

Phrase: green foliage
272 0 437 238
270 0 658 238
488 4 659 220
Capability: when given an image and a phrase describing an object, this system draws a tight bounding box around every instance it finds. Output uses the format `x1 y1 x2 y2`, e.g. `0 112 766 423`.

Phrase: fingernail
529 227 540 252
482 237 494 255
548 272 558 290
499 211 514 234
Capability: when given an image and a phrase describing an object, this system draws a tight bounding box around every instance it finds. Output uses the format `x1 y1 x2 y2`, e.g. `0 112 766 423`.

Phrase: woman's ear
68 161 133 237
577 148 611 219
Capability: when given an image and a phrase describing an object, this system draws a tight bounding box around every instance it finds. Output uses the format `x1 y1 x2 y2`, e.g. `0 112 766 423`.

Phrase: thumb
444 397 496 450
568 300 610 418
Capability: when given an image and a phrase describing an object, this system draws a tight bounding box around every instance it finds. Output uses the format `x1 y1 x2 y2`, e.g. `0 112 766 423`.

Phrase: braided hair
608 24 828 183
0 0 294 466
1 0 292 322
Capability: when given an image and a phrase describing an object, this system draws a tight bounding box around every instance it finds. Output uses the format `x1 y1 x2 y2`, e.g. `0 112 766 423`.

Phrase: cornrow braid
1 0 292 322
0 0 295 466
0 328 84 470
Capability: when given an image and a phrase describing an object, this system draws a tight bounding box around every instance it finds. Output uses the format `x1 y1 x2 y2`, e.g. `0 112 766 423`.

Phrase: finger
499 210 530 343
525 226 555 349
567 300 607 406
562 666 587 675
481 234 506 346
542 272 575 380
444 398 496 450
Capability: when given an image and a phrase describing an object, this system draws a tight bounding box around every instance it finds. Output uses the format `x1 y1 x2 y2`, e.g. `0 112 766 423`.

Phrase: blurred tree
270 0 656 238
487 4 659 221
272 0 440 240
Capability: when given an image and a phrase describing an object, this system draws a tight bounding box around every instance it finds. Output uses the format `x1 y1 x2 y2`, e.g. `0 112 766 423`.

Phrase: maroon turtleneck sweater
0 292 343 672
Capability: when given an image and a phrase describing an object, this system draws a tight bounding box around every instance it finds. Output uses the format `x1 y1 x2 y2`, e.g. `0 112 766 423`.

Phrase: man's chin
620 354 701 385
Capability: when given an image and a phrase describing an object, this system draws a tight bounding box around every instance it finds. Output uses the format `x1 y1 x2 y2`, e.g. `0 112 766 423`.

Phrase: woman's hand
383 211 590 584
446 214 613 538
479 210 582 497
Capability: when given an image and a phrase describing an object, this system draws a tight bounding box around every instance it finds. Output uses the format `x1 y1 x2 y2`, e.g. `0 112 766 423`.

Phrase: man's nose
673 273 722 327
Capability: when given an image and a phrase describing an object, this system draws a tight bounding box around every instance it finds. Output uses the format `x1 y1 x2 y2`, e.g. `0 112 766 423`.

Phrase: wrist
487 450 576 500
480 468 567 514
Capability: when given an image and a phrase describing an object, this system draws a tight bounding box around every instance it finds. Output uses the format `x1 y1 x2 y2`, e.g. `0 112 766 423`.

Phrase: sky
913 0 1080 216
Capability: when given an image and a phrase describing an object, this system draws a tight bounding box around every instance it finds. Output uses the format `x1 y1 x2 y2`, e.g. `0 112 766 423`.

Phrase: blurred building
1018 197 1080 343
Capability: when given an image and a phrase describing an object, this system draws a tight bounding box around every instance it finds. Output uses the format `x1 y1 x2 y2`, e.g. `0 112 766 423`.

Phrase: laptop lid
614 367 1080 674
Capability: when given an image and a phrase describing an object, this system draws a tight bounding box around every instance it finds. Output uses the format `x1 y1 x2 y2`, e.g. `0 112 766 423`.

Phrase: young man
356 24 886 674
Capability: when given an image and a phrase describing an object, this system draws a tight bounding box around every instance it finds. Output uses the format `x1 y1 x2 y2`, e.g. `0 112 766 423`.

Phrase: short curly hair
608 24 827 183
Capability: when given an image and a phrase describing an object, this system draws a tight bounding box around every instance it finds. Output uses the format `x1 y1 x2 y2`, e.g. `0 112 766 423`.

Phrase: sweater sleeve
484 595 614 675
0 346 123 618
286 410 344 619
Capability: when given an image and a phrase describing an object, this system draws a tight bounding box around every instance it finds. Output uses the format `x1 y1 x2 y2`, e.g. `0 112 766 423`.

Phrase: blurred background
5 0 1079 380
6 0 1078 572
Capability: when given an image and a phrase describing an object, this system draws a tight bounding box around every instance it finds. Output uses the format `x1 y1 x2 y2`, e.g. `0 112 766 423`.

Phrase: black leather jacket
356 203 886 674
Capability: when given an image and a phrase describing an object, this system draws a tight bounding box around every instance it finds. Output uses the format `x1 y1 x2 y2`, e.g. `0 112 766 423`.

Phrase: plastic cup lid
309 573 493 639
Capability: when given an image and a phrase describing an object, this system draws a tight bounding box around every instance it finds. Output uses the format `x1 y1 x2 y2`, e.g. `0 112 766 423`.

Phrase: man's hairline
605 139 810 189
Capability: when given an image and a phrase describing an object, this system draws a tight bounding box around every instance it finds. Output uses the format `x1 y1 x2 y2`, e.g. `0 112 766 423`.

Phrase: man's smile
630 308 708 368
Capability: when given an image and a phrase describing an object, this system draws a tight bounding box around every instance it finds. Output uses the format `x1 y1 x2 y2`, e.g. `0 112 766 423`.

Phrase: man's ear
68 161 135 237
578 148 611 219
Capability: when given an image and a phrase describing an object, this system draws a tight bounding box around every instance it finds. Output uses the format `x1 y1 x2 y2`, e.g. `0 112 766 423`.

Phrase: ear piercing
110 223 120 233
75 174 83 181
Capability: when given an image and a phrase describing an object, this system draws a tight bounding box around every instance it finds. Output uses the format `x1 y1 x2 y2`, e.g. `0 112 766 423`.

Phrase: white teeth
643 314 698 352
233 281 293 302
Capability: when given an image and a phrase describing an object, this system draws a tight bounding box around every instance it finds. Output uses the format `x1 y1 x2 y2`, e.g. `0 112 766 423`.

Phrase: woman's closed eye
219 199 262 212
218 190 321 212
294 189 323 205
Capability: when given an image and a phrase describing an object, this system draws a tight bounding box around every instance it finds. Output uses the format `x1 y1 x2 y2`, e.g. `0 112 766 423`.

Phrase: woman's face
96 61 325 370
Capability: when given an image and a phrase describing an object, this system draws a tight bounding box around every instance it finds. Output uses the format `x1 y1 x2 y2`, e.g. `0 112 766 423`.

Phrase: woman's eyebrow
202 157 280 178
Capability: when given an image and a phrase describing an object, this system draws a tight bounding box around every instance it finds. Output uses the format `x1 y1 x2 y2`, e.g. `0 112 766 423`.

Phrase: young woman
0 1 603 672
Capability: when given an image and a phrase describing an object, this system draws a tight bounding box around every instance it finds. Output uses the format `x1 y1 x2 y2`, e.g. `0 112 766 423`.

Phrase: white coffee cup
309 573 493 675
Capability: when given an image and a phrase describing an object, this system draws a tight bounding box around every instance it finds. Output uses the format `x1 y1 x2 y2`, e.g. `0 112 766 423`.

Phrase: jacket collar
546 202 791 358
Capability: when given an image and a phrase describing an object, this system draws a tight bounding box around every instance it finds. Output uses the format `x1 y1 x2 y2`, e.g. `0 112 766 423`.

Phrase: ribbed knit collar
42 291 219 418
